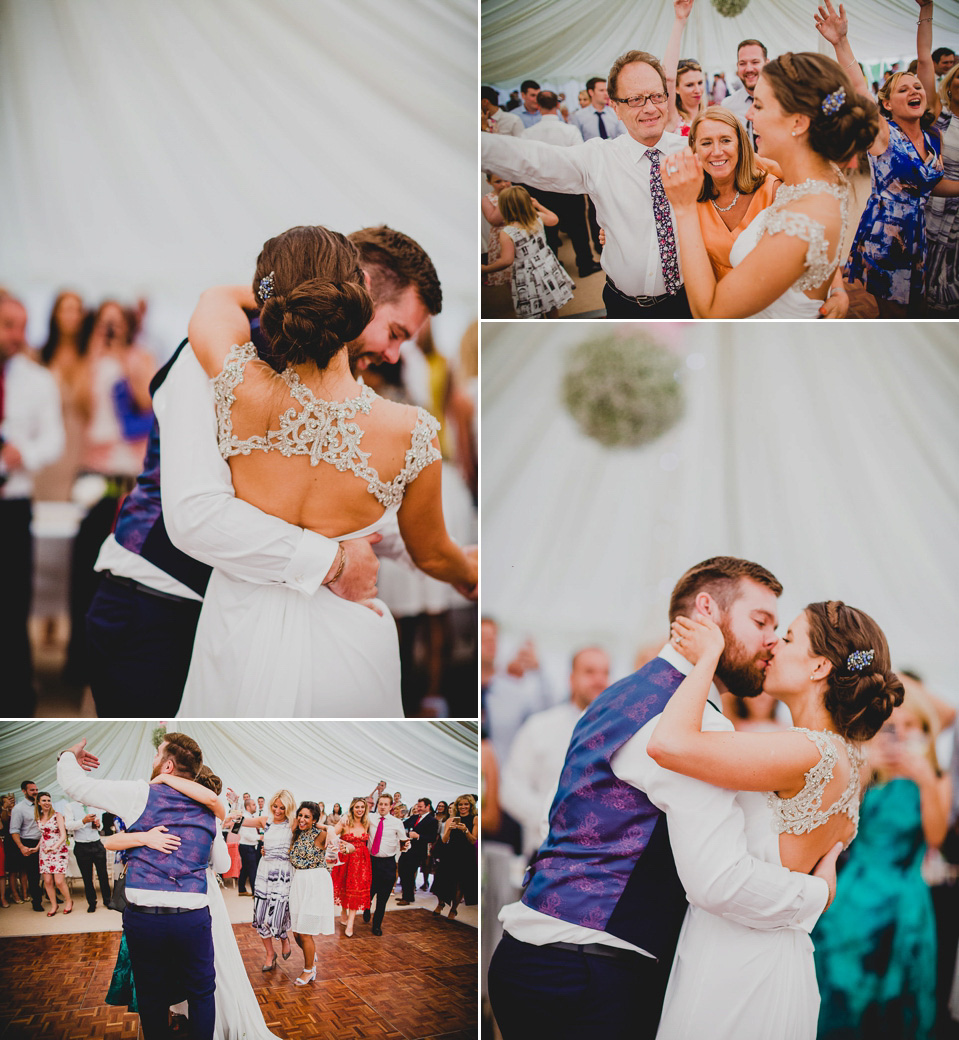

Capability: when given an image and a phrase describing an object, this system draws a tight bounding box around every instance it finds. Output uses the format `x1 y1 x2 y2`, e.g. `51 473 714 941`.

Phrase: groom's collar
657 642 723 713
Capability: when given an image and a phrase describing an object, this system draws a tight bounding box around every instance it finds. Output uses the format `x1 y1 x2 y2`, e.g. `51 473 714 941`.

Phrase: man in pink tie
367 793 410 936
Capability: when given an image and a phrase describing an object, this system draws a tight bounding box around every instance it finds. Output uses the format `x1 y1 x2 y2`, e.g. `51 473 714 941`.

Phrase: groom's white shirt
499 643 829 957
58 752 230 908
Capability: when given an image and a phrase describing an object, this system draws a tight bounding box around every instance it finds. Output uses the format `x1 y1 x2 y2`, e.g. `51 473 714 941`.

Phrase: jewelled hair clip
257 271 275 303
846 648 874 672
821 86 846 115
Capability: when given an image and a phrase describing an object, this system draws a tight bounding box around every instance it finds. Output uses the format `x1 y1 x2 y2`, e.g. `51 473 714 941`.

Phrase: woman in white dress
646 602 904 1040
288 801 340 987
176 226 477 718
661 51 878 318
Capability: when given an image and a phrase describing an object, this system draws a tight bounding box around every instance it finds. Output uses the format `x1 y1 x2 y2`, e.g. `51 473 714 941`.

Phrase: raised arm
915 0 940 119
102 827 182 855
482 133 592 195
151 774 226 820
663 0 695 131
187 285 257 379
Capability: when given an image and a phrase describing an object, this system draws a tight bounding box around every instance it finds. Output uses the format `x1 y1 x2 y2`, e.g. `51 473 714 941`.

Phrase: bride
647 603 903 1039
175 225 477 718
661 50 878 318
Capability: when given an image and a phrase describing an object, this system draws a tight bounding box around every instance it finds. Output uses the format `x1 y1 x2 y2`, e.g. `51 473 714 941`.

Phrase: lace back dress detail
768 728 864 844
213 342 441 508
758 171 850 291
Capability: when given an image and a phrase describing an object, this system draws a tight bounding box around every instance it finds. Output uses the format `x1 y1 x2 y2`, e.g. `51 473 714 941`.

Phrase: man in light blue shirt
516 80 542 128
570 78 625 142
9 780 44 911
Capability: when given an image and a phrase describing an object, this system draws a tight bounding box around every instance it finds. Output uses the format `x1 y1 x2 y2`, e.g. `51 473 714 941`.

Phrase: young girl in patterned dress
481 186 574 318
36 792 72 915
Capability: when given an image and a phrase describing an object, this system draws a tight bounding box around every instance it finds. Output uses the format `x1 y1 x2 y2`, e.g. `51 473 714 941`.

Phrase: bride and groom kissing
488 555 905 1040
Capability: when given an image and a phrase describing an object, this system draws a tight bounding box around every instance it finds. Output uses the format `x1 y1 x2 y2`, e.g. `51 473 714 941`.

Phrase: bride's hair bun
763 52 878 164
805 600 904 741
252 226 374 370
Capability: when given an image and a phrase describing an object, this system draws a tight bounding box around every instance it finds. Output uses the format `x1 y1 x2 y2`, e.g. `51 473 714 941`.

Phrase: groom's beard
714 622 768 699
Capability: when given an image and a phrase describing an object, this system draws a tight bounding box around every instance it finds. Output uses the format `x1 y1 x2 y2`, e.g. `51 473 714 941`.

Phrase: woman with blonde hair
332 796 372 937
480 186 572 318
35 793 72 915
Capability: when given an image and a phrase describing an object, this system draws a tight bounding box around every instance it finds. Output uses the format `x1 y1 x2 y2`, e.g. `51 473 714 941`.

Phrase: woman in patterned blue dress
925 61 959 314
816 0 959 317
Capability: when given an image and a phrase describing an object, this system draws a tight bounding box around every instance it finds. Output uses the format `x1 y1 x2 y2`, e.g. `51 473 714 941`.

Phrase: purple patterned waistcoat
522 656 689 961
126 783 216 894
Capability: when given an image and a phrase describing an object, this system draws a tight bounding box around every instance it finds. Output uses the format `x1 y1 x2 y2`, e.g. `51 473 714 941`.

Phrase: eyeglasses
610 92 669 108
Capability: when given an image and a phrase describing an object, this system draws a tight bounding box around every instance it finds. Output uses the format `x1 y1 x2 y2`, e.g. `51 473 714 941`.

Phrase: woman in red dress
332 796 371 937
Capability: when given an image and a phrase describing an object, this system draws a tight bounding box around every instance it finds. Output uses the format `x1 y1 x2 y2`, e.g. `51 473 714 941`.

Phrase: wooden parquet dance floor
0 911 476 1040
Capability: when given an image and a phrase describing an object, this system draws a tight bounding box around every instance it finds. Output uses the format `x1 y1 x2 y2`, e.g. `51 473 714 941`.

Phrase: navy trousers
370 856 396 929
123 906 215 1039
487 931 669 1040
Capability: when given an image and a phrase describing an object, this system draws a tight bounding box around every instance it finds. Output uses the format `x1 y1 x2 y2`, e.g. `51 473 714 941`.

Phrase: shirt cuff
279 530 339 596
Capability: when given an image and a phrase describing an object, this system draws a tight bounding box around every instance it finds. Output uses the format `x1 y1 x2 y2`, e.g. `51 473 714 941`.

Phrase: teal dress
812 777 936 1039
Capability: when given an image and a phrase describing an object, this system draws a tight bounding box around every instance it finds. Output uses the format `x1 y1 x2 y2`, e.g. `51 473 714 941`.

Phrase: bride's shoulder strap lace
213 342 268 460
376 406 442 508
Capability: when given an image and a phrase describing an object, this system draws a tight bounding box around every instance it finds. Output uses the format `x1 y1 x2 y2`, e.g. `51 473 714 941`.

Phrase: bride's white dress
728 175 849 319
177 342 441 719
656 728 863 1040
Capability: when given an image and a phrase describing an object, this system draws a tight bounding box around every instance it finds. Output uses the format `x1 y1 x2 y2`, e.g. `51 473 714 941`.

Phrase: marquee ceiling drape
482 0 959 85
0 0 477 355
481 324 959 701
0 721 478 809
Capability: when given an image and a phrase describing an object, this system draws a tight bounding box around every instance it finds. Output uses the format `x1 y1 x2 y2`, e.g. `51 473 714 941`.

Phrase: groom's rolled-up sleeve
612 714 829 934
156 345 338 595
57 753 149 824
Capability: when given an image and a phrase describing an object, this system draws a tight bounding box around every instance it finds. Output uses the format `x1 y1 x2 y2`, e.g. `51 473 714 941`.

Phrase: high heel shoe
47 908 59 917
294 967 316 986
448 907 458 919
261 953 277 972
281 940 292 960
63 904 73 915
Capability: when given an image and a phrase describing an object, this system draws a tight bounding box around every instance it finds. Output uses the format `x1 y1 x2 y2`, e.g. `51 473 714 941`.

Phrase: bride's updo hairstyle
254 225 373 370
805 600 904 742
194 765 222 796
762 52 878 164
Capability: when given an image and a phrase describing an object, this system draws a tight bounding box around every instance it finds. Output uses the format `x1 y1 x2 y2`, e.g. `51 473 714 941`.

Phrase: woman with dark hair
176 226 477 717
430 794 478 918
288 801 337 986
817 0 959 317
647 602 904 1039
662 48 878 318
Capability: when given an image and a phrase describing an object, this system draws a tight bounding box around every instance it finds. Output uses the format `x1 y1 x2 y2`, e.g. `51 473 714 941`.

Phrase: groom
58 733 218 1039
487 556 841 1040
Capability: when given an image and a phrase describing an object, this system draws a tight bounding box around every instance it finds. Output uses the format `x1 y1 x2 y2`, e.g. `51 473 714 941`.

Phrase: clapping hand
670 615 725 665
814 0 848 45
660 150 705 212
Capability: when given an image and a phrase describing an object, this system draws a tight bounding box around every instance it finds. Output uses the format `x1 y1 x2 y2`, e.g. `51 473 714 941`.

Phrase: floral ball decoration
562 333 684 449
711 0 751 17
150 725 167 749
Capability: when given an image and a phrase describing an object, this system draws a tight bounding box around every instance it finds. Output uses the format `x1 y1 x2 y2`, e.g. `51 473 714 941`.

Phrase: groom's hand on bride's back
812 842 844 910
327 534 382 612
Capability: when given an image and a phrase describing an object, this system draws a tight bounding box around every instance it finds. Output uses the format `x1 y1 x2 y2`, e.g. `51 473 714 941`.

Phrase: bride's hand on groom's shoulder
670 616 724 665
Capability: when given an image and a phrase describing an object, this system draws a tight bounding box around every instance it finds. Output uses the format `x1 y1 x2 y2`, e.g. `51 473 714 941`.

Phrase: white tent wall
482 0 959 87
0 0 477 359
0 721 478 810
481 325 959 705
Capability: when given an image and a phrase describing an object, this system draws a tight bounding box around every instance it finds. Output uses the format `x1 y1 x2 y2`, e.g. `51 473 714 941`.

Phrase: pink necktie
371 815 384 855
645 149 681 295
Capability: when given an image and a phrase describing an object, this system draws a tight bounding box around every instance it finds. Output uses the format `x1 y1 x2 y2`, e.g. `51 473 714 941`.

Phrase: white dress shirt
570 104 625 141
57 751 218 908
368 811 409 859
499 644 829 956
9 798 40 841
0 353 65 499
523 114 584 147
481 131 688 296
487 108 525 138
65 802 103 843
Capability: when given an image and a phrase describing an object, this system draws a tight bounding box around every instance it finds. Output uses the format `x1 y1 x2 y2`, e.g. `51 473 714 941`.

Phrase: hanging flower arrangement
562 333 684 449
151 725 167 749
711 0 751 17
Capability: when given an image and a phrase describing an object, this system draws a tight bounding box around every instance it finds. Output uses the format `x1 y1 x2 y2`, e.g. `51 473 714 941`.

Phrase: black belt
102 570 195 604
605 277 677 308
126 903 202 915
542 940 648 962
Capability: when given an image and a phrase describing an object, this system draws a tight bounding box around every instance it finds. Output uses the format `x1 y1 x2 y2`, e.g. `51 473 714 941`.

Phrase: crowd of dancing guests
480 614 959 1040
0 272 477 719
481 0 959 319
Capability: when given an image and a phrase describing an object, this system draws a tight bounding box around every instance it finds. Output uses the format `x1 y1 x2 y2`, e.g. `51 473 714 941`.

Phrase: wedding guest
397 799 438 903
934 46 957 80
482 172 515 292
0 295 65 712
0 794 15 906
570 77 624 141
481 87 525 137
422 799 449 890
663 1 706 136
814 684 950 1038
480 186 573 318
235 798 260 897
36 793 73 915
577 89 590 108
722 38 768 149
333 796 372 937
926 63 959 313
431 794 477 918
315 802 328 826
712 72 729 104
328 803 343 827
9 780 44 911
64 799 111 912
367 793 410 935
289 801 336 986
819 0 959 317
516 80 542 128
483 51 691 318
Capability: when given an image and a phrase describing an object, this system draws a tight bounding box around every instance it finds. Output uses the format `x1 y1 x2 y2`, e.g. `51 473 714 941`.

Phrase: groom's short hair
159 732 203 779
348 226 442 316
669 557 782 622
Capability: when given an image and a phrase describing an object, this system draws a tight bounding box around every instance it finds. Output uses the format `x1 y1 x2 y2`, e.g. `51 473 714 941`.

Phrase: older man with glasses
481 50 691 318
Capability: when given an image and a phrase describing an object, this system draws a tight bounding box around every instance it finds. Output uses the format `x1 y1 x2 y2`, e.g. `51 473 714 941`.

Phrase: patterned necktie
371 815 385 855
597 110 608 139
645 149 681 295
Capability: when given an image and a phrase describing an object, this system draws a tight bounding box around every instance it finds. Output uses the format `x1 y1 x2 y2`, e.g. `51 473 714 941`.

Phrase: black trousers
488 932 669 1040
0 499 35 714
86 574 203 718
398 848 426 902
530 189 595 270
73 839 111 908
370 855 397 929
238 844 259 894
602 282 692 319
20 838 43 907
